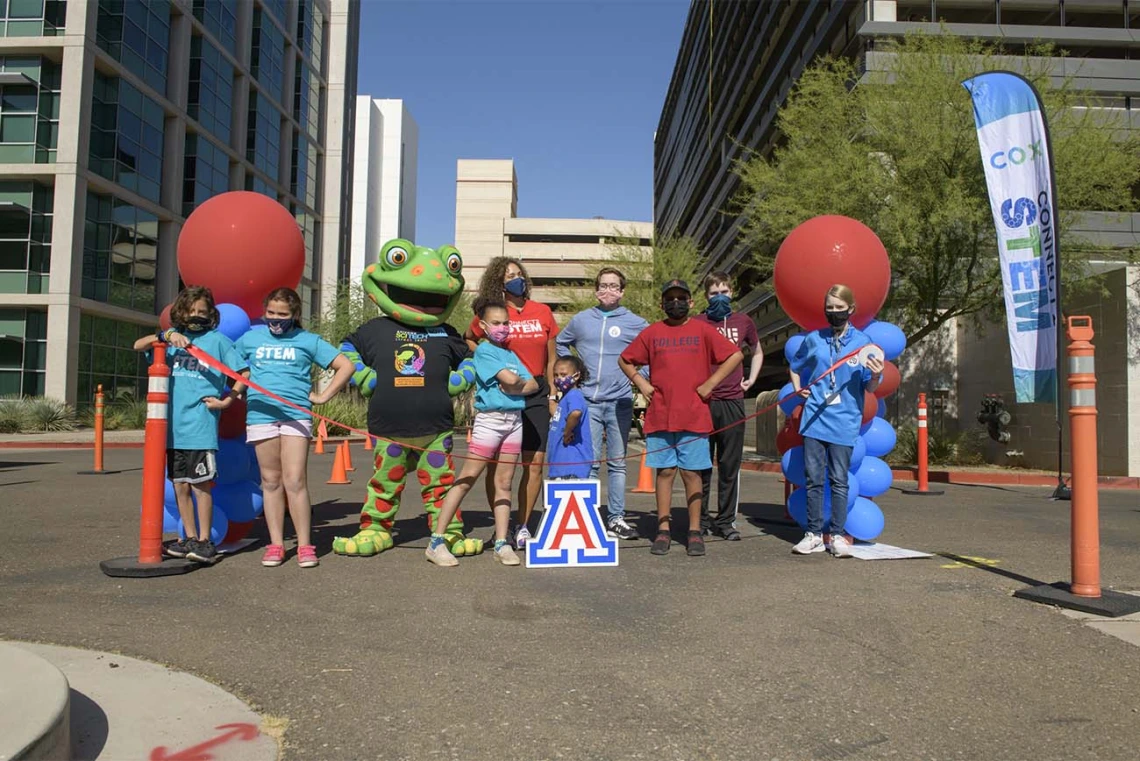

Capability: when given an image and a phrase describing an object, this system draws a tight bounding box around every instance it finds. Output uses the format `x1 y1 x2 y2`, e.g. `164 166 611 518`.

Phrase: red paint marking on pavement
149 723 260 761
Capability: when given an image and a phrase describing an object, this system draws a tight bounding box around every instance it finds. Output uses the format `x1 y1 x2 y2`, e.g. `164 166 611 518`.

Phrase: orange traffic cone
317 419 329 441
314 433 326 455
632 451 654 493
363 435 374 452
466 426 472 444
343 438 355 471
327 442 351 485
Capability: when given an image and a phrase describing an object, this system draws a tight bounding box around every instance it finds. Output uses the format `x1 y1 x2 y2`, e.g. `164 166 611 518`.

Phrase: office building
0 0 359 405
454 159 652 309
655 0 1140 474
348 96 417 279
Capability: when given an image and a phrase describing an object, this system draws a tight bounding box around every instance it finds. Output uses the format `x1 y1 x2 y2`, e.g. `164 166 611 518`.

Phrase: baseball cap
660 279 691 296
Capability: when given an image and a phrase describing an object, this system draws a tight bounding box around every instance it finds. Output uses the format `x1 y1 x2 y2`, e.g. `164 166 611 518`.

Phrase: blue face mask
504 277 527 297
706 293 732 321
266 317 294 336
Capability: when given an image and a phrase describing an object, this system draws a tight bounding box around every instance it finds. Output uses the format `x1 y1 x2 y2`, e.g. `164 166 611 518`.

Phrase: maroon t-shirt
694 312 759 400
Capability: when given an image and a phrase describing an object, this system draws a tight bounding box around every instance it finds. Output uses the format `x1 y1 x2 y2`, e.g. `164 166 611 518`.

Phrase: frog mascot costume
332 239 482 558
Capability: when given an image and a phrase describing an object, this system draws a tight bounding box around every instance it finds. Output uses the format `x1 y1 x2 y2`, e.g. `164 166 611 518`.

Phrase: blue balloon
787 488 830 531
783 333 808 365
778 382 804 415
864 321 906 361
213 481 256 522
164 478 179 513
177 505 229 545
856 456 893 497
163 510 180 533
846 497 885 541
216 303 252 342
247 445 261 485
859 418 873 436
782 446 805 487
876 399 887 419
215 437 251 484
862 417 897 458
249 484 264 517
841 470 860 509
850 436 867 472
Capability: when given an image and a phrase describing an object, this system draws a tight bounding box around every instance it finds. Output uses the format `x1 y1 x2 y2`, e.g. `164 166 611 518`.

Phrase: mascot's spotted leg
331 238 483 558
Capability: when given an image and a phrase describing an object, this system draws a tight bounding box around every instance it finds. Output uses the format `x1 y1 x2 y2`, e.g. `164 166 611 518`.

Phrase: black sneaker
650 532 671 555
187 539 219 565
163 537 194 558
687 531 706 557
607 517 640 540
721 528 741 542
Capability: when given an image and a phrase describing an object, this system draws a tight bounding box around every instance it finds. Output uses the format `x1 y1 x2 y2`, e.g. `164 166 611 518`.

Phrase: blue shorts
645 431 711 471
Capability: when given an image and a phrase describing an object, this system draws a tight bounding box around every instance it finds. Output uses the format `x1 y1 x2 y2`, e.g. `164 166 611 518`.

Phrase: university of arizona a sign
526 479 618 568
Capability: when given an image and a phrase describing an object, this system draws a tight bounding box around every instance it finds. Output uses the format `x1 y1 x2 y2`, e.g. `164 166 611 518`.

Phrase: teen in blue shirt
547 355 593 480
789 284 883 557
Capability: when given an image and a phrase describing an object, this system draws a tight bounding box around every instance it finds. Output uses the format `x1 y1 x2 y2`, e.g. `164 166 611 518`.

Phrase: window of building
0 56 60 164
290 132 320 209
291 203 318 282
995 1 1058 25
1062 0 1125 28
182 133 230 217
0 181 52 295
82 191 158 313
293 60 321 141
245 172 276 198
95 0 170 96
296 0 326 76
896 1 934 22
0 0 65 37
246 91 281 184
0 308 46 395
76 312 147 404
89 74 165 203
262 0 288 28
188 35 233 144
250 8 285 104
191 0 235 55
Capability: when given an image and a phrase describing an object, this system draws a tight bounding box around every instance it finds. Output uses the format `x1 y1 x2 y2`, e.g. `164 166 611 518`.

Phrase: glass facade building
0 0 360 404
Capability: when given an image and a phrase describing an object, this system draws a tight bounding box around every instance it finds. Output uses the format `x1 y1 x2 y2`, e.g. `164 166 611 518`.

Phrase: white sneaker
425 543 458 567
514 526 531 549
792 532 826 555
831 534 853 558
494 544 521 566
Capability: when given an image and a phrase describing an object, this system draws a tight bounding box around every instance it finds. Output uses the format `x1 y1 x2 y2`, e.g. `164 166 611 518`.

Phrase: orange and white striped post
79 384 114 475
1066 316 1100 598
903 392 943 496
100 344 195 577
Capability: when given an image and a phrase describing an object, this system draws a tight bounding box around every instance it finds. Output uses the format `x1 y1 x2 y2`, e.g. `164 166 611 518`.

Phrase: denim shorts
645 431 711 471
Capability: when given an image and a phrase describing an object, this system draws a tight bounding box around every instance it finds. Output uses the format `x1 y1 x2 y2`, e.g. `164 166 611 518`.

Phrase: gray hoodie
556 306 649 403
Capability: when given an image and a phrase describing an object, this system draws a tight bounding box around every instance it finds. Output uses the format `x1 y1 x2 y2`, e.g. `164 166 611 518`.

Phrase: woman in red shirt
465 257 559 548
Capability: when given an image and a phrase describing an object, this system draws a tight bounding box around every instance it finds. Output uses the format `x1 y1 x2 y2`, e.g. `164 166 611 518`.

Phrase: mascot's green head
363 239 465 327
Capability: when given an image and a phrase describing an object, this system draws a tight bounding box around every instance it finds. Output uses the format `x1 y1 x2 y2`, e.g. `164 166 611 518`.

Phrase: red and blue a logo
526 479 618 568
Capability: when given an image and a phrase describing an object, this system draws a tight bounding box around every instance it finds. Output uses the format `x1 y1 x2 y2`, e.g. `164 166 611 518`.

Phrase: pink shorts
246 419 313 443
468 410 523 459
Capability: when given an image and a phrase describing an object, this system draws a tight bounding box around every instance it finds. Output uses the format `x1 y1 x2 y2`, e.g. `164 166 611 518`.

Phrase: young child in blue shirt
232 287 355 569
547 355 593 480
133 286 244 565
426 299 538 568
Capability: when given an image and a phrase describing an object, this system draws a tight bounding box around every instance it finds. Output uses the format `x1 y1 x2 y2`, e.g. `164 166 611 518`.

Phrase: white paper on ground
847 542 933 561
217 537 260 555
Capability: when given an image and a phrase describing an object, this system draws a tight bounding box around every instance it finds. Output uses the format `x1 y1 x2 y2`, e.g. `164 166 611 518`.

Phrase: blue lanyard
828 333 842 390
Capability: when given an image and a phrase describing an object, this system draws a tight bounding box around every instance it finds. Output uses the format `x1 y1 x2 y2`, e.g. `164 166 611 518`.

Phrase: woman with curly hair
464 257 559 549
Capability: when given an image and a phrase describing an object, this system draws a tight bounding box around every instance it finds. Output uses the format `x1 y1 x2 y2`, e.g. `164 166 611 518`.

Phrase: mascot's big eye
446 253 462 273
385 247 409 267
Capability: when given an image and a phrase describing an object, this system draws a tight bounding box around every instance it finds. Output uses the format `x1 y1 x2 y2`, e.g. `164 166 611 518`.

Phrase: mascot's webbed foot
332 529 395 557
446 533 484 557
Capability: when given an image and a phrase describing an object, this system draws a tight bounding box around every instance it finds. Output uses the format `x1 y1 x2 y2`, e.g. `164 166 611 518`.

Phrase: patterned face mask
266 317 294 335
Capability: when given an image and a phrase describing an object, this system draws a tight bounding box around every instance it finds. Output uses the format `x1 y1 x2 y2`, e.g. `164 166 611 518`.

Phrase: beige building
454 159 652 309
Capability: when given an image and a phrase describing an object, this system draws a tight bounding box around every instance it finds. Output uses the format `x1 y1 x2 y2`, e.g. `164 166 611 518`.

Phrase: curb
0 643 70 761
739 459 1140 490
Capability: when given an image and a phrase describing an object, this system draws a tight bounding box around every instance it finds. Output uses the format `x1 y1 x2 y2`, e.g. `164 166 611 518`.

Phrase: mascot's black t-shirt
344 316 470 438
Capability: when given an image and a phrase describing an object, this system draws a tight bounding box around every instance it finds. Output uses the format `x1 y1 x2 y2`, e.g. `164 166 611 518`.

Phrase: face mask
183 316 210 333
485 324 511 343
553 375 577 393
266 317 294 335
596 290 621 309
706 294 732 321
504 277 527 297
663 299 690 320
825 309 850 329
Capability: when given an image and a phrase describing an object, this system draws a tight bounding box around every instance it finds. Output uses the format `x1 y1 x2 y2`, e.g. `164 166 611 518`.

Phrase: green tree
734 32 1140 345
558 231 705 321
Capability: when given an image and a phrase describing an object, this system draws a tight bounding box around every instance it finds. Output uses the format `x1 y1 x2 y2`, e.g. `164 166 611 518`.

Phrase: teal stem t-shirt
233 327 341 424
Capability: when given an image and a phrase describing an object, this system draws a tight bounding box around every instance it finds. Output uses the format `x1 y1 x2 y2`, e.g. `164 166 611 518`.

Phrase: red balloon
862 391 878 424
177 191 305 317
773 215 891 331
776 423 804 455
158 303 173 331
218 396 247 440
222 520 253 544
874 361 901 399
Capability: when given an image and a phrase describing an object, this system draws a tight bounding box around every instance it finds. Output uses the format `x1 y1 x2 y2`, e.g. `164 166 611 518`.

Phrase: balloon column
773 216 906 542
154 192 307 544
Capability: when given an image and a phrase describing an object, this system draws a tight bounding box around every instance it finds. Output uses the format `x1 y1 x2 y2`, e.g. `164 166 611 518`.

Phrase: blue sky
357 0 691 248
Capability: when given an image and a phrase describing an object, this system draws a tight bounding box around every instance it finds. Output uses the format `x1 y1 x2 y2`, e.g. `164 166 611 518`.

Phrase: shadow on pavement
739 501 802 544
936 552 1048 586
70 688 109 761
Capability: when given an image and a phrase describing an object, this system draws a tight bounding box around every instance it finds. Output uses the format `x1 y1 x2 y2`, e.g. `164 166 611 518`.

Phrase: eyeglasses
596 283 623 292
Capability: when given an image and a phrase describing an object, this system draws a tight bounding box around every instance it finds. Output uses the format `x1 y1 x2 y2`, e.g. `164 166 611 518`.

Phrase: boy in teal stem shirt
618 280 743 558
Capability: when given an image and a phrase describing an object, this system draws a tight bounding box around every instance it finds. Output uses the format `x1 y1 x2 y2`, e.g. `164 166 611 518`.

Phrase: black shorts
522 376 551 453
166 449 217 484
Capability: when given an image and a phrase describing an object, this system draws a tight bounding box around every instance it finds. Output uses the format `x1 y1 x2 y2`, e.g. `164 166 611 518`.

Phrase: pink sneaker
297 545 319 568
261 544 285 567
